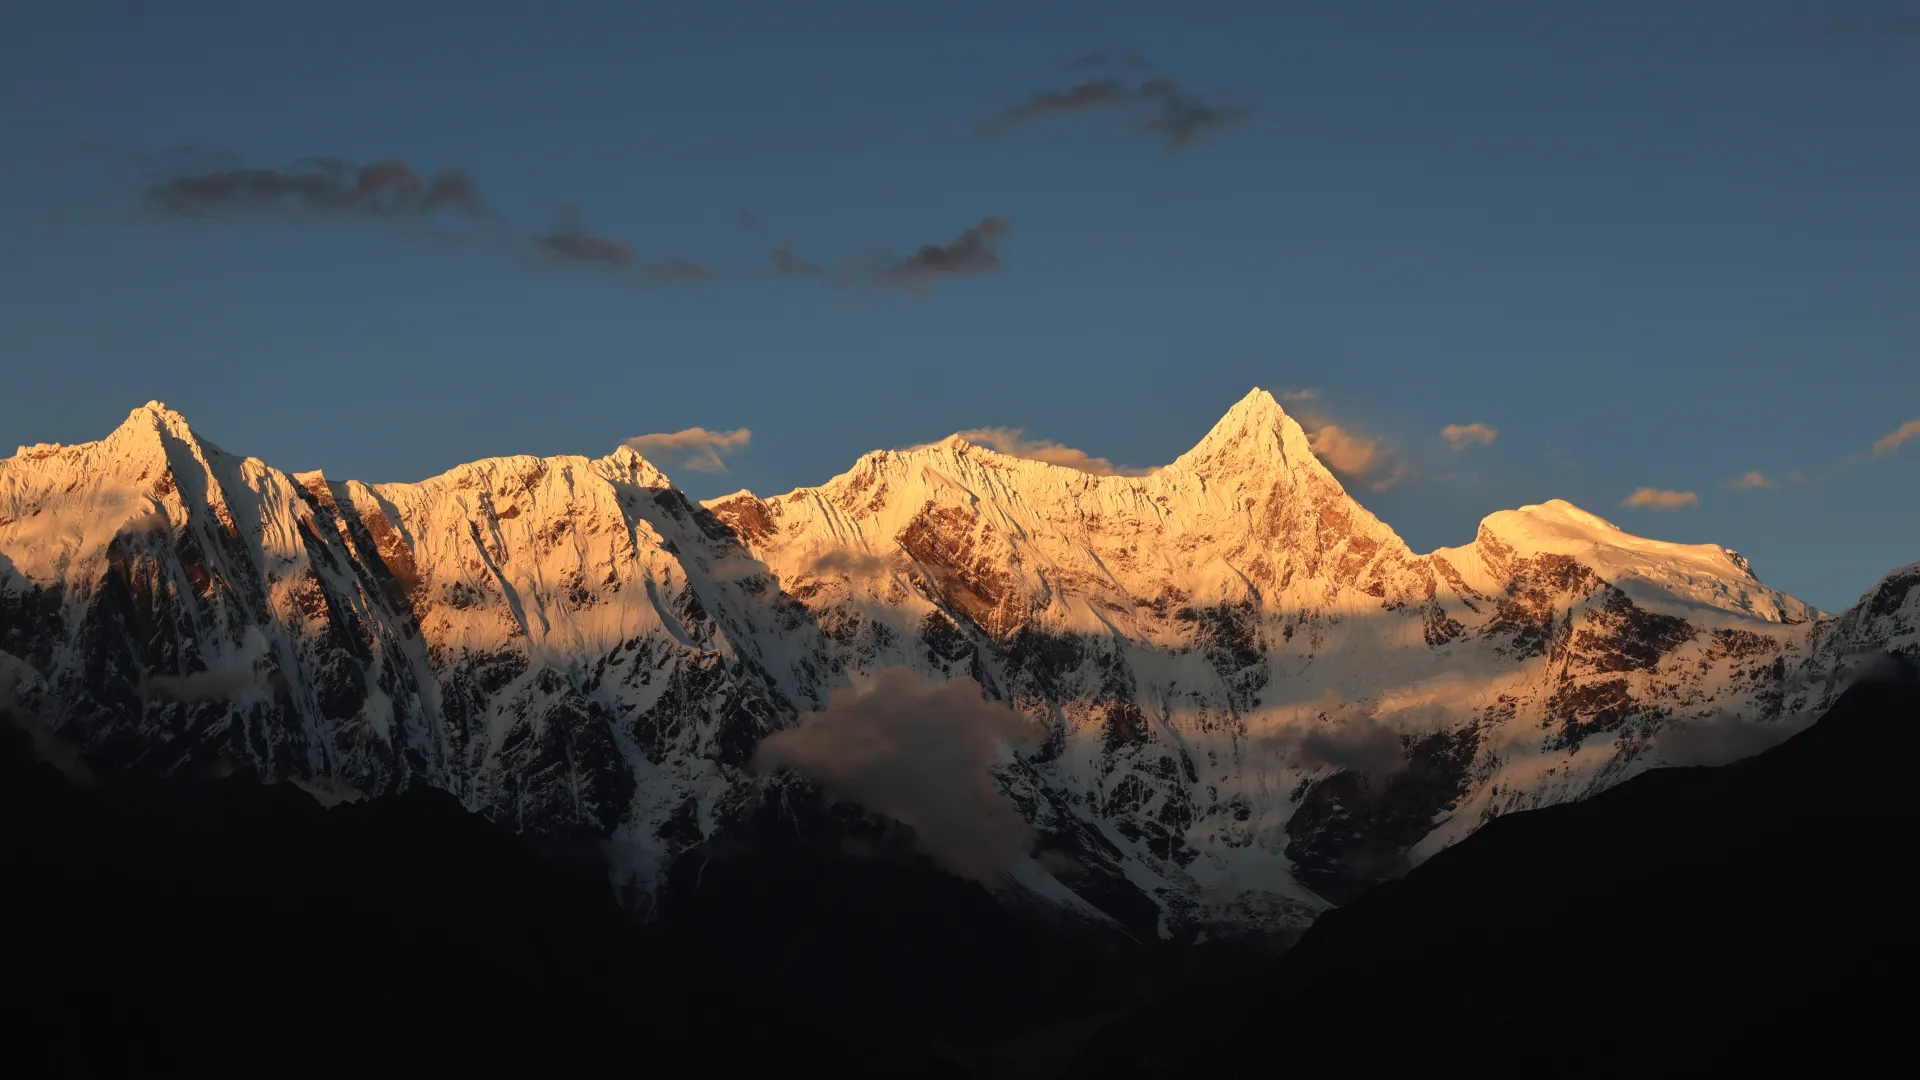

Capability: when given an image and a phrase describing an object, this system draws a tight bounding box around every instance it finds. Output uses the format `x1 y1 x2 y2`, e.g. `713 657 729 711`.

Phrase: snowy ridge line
1 391 1912 938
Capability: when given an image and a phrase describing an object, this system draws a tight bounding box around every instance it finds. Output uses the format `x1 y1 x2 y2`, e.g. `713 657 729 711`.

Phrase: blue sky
1 1 1915 612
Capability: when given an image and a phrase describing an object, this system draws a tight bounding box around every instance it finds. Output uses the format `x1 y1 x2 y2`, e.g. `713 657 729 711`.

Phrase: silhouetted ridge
1063 657 1920 1078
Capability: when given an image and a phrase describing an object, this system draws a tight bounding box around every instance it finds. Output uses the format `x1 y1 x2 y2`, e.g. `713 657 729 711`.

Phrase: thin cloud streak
981 65 1254 152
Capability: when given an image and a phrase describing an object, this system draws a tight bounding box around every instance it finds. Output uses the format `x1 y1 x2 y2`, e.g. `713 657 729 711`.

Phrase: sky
1 1 1916 613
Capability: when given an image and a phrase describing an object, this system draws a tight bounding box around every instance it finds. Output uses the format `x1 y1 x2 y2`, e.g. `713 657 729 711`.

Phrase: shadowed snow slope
2 390 1913 936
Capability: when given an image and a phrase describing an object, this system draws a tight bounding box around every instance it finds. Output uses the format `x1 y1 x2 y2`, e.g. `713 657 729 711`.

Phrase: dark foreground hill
0 710 1178 1077
1065 658 1920 1078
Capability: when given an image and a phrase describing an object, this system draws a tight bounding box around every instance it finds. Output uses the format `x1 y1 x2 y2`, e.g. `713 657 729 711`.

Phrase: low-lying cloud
749 667 1042 883
951 426 1154 477
1293 714 1410 786
802 549 897 577
142 669 264 702
1648 713 1799 768
1440 423 1499 449
624 427 752 474
1872 418 1920 458
1621 487 1699 511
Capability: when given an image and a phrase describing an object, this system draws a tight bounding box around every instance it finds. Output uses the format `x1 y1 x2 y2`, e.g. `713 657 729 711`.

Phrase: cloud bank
749 668 1042 883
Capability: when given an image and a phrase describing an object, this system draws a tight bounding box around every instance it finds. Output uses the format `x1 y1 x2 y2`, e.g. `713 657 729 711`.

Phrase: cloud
1621 487 1700 511
1728 471 1777 491
1871 418 1920 458
749 667 1042 883
1440 423 1499 449
141 669 264 702
764 247 830 279
1648 713 1800 768
803 549 897 577
1307 424 1383 477
1294 715 1409 787
981 66 1252 152
1279 389 1320 403
645 256 718 283
875 217 1013 288
1136 77 1256 152
144 157 487 220
624 426 752 474
539 204 634 266
952 426 1154 477
980 79 1134 134
1293 405 1403 491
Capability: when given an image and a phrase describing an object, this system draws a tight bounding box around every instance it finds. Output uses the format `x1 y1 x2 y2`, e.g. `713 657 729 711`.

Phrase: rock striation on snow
2 391 1910 937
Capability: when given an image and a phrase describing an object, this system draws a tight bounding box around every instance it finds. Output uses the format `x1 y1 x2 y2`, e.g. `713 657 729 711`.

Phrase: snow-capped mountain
2 390 1911 937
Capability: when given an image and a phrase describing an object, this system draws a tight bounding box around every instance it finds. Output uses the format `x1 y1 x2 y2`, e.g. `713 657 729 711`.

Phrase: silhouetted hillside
1066 658 1920 1078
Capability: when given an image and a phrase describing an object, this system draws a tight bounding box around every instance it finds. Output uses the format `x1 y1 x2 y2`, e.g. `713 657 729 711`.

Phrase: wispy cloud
1621 487 1699 511
873 216 1013 288
538 203 634 267
1440 422 1499 450
624 427 752 473
1728 468 1797 490
1279 388 1320 403
763 247 830 279
979 79 1135 134
144 157 487 220
645 256 718 283
750 667 1042 884
1872 418 1920 458
1136 77 1256 152
950 426 1153 477
981 63 1254 152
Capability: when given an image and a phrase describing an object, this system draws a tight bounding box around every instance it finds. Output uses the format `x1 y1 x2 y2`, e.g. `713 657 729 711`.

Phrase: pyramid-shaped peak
1168 387 1318 478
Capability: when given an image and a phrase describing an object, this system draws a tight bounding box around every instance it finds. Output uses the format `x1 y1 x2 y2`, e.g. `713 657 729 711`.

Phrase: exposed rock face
1 392 1907 937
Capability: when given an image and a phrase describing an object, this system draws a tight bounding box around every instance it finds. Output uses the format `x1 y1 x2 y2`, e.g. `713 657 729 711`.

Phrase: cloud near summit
624 427 752 473
1621 487 1699 511
941 427 1154 477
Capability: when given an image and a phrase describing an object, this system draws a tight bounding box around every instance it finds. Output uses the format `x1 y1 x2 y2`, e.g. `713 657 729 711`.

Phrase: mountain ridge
2 389 1911 936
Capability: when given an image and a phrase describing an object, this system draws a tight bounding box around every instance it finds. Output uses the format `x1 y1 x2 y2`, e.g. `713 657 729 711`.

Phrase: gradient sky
2 1 1916 612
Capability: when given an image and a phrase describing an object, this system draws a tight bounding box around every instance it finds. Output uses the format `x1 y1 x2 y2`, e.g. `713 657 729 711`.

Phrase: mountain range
3 389 1915 936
